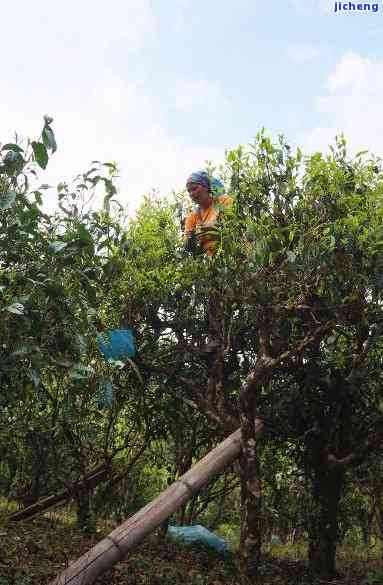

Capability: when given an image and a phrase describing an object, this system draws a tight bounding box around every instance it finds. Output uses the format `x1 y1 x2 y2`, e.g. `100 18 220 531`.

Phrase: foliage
2 121 383 581
112 130 383 577
0 121 153 528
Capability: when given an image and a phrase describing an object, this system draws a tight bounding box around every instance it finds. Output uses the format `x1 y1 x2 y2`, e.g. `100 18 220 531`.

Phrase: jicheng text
334 2 379 11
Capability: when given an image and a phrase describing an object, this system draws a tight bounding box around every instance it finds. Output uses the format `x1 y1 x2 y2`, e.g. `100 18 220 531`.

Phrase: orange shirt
184 195 233 256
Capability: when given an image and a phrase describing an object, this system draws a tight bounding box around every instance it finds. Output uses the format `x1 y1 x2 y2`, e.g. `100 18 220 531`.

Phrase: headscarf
187 170 225 198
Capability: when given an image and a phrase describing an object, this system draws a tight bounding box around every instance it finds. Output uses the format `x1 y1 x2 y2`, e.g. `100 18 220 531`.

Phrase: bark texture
308 464 345 580
239 383 262 578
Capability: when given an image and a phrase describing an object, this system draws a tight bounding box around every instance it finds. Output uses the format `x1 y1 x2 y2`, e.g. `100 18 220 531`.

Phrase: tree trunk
76 487 94 533
238 383 262 579
308 464 344 580
374 503 383 562
238 454 262 579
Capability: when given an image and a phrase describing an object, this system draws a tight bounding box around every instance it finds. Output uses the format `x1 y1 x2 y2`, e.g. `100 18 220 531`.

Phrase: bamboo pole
8 466 109 522
50 420 263 585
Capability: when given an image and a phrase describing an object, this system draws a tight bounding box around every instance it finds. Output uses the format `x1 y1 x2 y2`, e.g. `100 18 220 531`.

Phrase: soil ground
0 503 381 585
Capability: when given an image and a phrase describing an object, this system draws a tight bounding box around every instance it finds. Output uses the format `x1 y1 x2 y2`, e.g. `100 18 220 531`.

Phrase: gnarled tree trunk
238 387 262 578
238 454 262 578
307 463 345 580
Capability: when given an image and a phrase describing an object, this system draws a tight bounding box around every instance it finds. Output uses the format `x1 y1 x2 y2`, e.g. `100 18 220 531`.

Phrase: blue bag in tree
97 329 135 360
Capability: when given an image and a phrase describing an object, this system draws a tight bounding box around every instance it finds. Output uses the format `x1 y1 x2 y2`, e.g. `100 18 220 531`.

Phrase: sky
3 0 383 212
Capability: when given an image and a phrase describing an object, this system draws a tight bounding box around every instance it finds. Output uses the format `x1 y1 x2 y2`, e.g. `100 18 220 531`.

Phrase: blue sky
2 0 383 211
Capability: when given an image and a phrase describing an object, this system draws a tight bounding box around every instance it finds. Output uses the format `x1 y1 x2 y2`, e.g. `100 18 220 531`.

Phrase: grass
0 499 382 585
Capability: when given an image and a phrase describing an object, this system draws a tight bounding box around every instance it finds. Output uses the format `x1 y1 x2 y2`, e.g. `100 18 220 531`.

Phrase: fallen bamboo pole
50 420 263 585
8 465 110 522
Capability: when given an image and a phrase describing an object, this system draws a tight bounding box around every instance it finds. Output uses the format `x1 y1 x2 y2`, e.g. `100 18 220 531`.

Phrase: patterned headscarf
187 170 225 198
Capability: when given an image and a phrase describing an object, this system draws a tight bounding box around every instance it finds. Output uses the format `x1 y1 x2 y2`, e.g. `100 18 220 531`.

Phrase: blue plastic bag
167 525 228 553
270 534 282 545
97 329 135 360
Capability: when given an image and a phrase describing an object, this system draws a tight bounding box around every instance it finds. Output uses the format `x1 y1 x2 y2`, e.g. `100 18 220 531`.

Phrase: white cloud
0 1 227 215
114 129 223 204
301 51 383 156
0 74 224 214
326 51 382 92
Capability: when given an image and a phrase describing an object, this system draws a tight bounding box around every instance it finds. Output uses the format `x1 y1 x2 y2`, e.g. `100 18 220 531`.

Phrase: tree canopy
2 122 383 582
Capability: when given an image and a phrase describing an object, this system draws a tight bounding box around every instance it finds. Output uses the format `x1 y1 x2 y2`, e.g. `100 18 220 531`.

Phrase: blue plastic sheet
167 525 228 553
270 534 282 545
97 329 135 360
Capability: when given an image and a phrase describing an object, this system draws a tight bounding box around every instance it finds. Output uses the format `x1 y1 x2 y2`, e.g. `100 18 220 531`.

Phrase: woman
184 170 232 257
183 171 233 351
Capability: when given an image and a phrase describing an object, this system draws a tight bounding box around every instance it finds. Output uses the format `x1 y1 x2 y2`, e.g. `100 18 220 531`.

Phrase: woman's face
186 181 211 207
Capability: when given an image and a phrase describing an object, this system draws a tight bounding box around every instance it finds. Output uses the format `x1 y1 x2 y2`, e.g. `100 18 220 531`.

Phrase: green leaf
34 191 43 205
49 240 68 253
125 357 144 385
0 191 16 210
76 224 93 247
75 334 88 357
11 344 39 356
31 141 48 169
1 143 24 153
3 151 21 164
97 378 114 408
103 178 117 197
4 302 24 315
69 363 95 380
29 369 41 388
42 125 57 153
57 182 67 193
107 360 125 369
